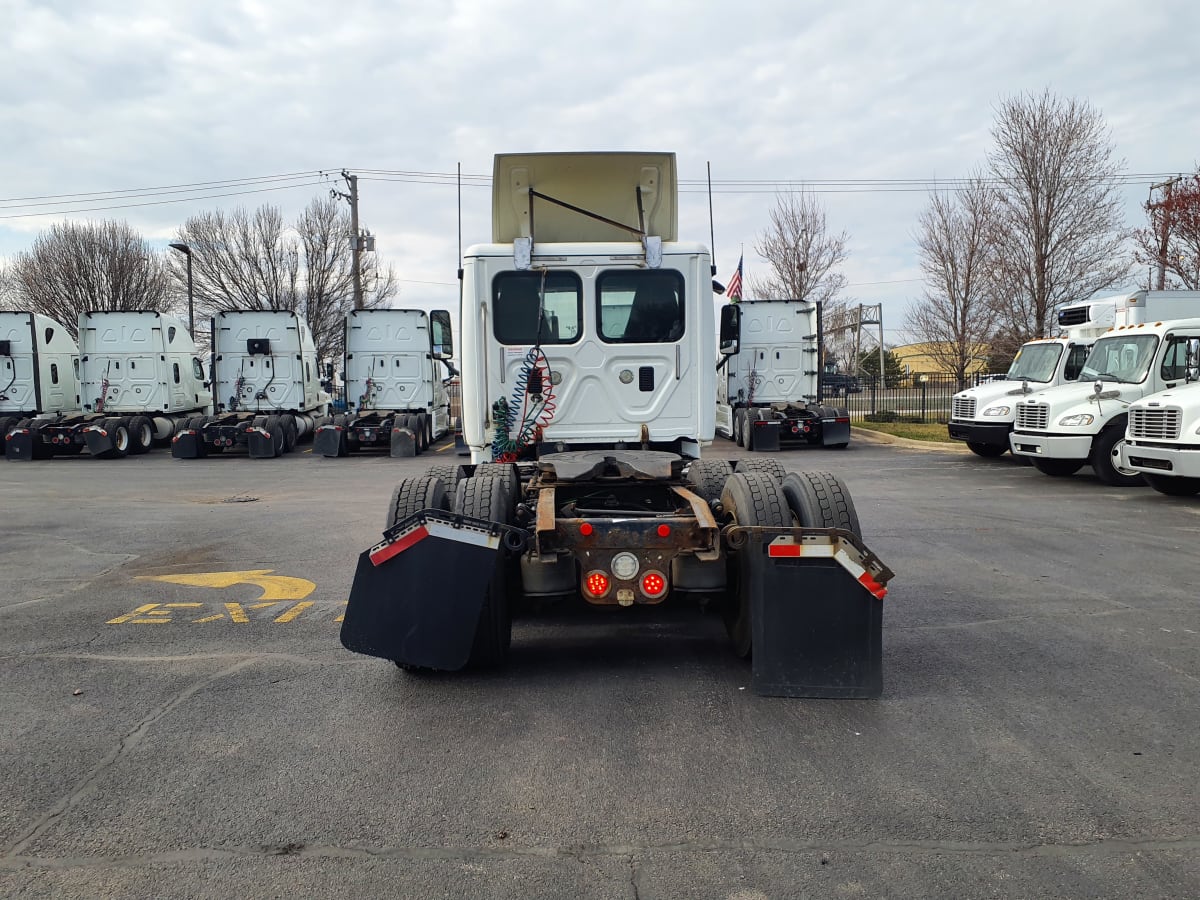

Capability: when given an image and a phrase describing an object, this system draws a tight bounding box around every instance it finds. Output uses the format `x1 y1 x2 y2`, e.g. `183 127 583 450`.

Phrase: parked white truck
339 151 894 698
1 312 81 453
714 298 851 451
948 291 1200 457
1010 316 1200 485
6 310 209 460
313 307 456 457
172 310 329 459
1118 337 1200 496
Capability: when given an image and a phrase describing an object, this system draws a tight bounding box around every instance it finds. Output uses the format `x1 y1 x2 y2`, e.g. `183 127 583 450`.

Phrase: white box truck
313 307 456 457
1010 316 1200 485
339 151 894 698
1 312 80 452
714 298 851 451
6 310 209 460
948 291 1200 457
1118 337 1200 495
172 310 329 459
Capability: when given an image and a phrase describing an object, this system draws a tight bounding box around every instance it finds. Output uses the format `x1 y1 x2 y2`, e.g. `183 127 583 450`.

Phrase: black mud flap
454 431 470 457
340 511 527 670
171 430 206 459
821 419 851 447
5 429 35 460
389 427 417 458
247 428 275 459
751 420 781 452
729 527 892 699
313 425 342 458
83 426 115 457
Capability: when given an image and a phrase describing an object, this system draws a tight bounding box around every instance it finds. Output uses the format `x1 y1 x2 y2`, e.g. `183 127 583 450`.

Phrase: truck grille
1128 407 1181 441
952 397 976 419
1015 403 1049 430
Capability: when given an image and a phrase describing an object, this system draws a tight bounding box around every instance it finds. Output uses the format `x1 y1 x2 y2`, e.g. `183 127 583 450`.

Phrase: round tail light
640 571 667 598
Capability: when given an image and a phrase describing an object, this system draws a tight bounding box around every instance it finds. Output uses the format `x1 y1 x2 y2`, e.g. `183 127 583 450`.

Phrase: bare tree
906 178 999 387
6 221 174 338
1133 171 1200 289
987 88 1131 340
748 190 852 368
749 190 849 311
296 196 397 361
171 198 397 362
0 264 16 310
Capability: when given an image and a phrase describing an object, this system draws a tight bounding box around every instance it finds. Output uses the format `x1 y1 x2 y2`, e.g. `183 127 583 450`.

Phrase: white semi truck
1118 337 1200 496
948 291 1200 457
714 298 851 452
6 310 209 460
313 307 456 457
1 312 81 452
1010 316 1200 485
339 152 894 698
172 310 329 459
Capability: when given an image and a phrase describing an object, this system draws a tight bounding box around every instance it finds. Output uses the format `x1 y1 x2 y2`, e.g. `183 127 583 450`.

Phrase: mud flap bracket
171 430 206 459
725 527 893 699
341 511 529 670
312 425 342 458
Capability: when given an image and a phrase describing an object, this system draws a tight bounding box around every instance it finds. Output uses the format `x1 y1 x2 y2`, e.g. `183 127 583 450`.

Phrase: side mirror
719 304 741 356
431 309 454 359
1187 337 1200 383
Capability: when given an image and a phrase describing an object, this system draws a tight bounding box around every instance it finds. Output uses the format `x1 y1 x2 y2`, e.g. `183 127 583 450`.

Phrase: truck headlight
982 405 1010 416
1058 414 1094 426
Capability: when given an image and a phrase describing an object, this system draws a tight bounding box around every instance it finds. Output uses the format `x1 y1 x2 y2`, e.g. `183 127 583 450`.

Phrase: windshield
1007 343 1063 383
1079 334 1159 384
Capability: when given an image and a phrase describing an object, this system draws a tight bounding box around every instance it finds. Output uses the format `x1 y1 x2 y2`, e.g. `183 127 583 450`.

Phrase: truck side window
493 272 581 345
50 363 59 384
192 359 204 380
1064 345 1088 380
1161 337 1191 381
173 362 181 384
598 270 685 343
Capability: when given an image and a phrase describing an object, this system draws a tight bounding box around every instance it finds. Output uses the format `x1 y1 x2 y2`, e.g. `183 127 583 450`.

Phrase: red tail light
583 570 610 598
641 571 666 598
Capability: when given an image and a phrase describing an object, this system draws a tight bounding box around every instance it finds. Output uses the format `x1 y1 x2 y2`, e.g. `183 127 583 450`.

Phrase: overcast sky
3 0 1198 343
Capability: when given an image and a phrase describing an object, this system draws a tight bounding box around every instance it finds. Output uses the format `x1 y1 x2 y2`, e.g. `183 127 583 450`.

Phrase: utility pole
1149 176 1183 291
333 170 364 310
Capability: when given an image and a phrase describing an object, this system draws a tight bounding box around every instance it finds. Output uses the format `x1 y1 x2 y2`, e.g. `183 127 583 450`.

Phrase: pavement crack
3 835 1199 870
0 657 260 859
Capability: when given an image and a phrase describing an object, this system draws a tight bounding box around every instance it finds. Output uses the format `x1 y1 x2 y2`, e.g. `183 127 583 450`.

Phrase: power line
0 170 335 206
0 180 331 220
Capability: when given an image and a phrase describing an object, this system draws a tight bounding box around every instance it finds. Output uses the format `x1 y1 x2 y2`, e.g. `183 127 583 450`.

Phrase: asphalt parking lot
2 435 1198 899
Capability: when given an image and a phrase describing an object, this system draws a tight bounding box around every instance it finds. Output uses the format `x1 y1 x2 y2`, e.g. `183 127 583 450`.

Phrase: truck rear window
492 272 581 345
597 270 685 343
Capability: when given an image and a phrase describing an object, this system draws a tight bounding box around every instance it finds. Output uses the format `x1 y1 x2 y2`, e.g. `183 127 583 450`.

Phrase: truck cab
947 296 1135 456
0 312 79 433
1119 337 1200 496
460 153 713 459
1010 317 1200 485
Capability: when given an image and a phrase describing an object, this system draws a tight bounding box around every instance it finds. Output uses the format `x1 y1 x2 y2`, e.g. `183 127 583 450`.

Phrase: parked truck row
2 306 466 462
949 290 1200 498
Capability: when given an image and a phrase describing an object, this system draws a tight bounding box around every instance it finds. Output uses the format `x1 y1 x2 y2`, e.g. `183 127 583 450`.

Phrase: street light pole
168 242 194 335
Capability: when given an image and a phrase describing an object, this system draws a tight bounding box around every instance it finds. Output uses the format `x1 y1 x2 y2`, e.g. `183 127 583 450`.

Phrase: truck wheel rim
115 428 129 452
1110 439 1136 477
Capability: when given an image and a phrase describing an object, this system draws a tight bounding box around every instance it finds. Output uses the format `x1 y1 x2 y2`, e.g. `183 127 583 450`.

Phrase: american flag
726 254 743 301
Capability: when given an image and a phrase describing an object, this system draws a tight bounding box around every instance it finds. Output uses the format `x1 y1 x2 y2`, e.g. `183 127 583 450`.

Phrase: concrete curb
851 426 973 453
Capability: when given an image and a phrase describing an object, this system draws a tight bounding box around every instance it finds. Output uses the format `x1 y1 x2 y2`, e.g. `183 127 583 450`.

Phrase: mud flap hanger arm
368 509 530 568
723 526 894 600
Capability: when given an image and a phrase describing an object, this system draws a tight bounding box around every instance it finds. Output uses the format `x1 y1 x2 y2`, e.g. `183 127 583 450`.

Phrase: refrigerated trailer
313 307 456 457
339 152 894 698
172 310 329 459
6 310 208 460
714 297 850 451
